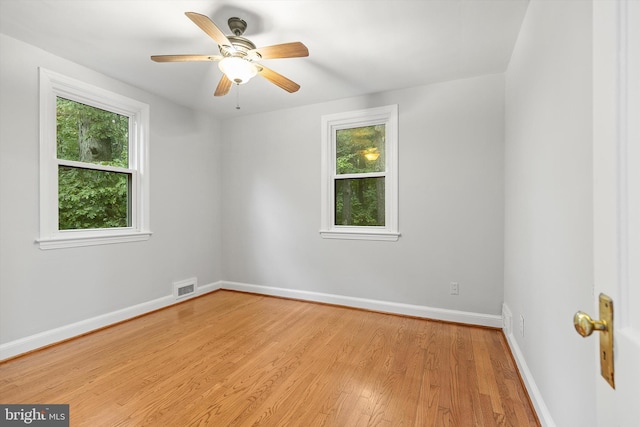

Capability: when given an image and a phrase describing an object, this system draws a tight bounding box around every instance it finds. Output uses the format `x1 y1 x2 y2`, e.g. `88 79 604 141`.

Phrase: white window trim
37 68 151 249
320 104 399 241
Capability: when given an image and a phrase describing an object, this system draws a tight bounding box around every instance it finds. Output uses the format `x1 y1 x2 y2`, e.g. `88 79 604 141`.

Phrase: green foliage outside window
56 97 131 230
335 125 386 226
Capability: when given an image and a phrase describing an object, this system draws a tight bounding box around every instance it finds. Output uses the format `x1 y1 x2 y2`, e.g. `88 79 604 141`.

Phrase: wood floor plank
0 291 540 426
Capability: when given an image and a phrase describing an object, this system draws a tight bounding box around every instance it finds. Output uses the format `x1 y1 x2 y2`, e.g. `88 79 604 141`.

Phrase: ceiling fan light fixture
218 57 257 84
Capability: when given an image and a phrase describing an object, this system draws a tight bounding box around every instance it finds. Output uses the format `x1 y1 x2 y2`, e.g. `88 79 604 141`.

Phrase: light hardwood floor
0 290 539 426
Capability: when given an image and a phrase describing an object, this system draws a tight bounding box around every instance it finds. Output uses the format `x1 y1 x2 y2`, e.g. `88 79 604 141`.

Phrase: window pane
335 177 385 226
56 97 129 167
58 166 131 230
336 125 385 174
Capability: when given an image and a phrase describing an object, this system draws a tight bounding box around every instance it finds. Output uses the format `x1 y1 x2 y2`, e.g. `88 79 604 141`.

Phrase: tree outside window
56 98 131 230
335 125 386 226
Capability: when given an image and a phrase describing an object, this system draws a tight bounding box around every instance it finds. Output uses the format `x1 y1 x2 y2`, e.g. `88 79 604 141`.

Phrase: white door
593 0 640 425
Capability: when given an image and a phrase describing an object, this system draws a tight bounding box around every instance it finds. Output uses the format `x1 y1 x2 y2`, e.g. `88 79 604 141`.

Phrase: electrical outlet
519 315 525 337
449 282 459 295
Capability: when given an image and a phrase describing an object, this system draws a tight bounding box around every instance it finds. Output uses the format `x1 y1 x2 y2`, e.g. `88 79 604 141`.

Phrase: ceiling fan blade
214 74 233 97
250 42 309 60
256 65 300 93
185 12 234 50
151 54 222 62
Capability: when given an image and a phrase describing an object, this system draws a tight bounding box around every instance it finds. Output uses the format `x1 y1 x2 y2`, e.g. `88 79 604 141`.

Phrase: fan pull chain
235 83 241 110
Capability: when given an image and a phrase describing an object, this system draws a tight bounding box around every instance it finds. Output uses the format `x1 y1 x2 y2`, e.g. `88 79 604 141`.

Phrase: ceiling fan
151 12 309 97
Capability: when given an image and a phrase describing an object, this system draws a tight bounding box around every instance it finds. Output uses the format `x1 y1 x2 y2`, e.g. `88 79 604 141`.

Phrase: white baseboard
220 281 503 328
502 303 555 427
0 281 222 361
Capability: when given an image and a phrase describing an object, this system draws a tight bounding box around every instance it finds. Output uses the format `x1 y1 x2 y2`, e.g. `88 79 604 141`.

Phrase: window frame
320 104 399 241
38 68 151 249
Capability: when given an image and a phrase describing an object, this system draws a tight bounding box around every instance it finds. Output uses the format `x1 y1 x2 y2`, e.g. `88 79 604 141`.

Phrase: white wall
0 35 223 347
221 74 505 316
504 1 596 425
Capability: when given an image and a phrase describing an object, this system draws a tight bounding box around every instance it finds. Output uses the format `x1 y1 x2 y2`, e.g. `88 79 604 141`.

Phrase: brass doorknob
573 311 608 337
573 295 615 389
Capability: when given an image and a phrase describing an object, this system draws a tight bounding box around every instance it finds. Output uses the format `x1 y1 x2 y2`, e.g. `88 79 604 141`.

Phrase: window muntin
38 68 150 249
320 105 399 241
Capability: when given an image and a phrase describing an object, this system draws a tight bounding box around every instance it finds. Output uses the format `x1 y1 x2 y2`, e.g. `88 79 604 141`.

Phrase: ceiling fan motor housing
222 36 257 55
219 17 261 60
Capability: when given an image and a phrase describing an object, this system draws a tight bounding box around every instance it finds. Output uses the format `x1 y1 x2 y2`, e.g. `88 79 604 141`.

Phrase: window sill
36 231 152 250
319 229 400 241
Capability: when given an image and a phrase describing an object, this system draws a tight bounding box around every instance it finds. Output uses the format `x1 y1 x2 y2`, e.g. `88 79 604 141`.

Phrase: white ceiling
0 0 529 118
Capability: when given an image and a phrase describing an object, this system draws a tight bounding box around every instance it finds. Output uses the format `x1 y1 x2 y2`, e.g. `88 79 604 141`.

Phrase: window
320 105 399 241
38 68 150 249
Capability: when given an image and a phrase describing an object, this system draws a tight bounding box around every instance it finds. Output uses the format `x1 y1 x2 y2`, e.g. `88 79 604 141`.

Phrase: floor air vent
173 277 198 300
